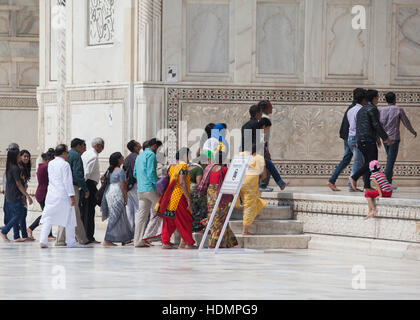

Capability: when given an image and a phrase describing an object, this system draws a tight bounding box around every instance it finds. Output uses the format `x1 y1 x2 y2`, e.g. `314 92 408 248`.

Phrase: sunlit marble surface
0 232 419 300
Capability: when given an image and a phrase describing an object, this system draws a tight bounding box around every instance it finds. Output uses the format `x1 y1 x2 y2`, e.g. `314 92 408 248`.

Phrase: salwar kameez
240 175 267 227
156 162 195 246
161 195 194 245
239 153 267 227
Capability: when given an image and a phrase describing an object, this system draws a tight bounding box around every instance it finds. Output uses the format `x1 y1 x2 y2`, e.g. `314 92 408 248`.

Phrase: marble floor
1 232 420 300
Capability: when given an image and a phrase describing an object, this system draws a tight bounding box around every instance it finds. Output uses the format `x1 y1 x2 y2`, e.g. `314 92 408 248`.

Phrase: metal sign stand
199 155 252 253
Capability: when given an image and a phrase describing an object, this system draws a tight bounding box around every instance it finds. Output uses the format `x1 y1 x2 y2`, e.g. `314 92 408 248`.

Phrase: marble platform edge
261 191 420 207
307 234 420 261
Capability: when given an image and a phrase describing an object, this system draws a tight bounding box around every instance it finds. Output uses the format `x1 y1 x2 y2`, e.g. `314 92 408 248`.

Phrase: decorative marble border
167 86 420 178
274 162 420 177
0 96 37 109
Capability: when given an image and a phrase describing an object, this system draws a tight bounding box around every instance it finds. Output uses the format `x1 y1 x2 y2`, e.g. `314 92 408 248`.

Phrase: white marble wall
34 0 420 184
0 0 39 166
162 0 420 85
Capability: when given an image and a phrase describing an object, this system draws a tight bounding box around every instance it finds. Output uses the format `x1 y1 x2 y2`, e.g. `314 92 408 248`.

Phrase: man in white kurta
40 148 80 248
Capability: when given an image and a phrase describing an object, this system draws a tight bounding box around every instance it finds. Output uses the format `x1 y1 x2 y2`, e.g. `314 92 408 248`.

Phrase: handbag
95 170 109 206
156 165 172 195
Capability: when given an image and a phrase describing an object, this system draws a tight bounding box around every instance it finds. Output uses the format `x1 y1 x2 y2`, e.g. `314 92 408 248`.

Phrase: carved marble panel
0 10 9 36
395 6 420 79
16 9 39 37
186 2 230 74
256 1 301 76
170 86 420 179
0 62 10 86
17 62 38 87
324 1 372 79
88 0 115 46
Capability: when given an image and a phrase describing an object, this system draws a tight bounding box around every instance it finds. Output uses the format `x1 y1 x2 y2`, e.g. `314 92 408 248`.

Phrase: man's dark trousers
81 179 98 242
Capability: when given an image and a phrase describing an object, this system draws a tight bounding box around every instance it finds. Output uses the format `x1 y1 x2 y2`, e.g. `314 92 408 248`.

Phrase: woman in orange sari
155 148 196 249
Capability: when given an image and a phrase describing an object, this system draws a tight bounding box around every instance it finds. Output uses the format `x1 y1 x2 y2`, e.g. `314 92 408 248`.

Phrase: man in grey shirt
380 92 417 188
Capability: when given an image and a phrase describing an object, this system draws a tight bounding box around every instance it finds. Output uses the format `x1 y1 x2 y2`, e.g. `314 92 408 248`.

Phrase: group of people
1 138 105 246
1 92 413 247
328 89 417 218
1 100 280 248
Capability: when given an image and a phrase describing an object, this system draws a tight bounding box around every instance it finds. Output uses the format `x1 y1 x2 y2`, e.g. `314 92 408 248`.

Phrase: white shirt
41 157 76 228
82 148 100 184
347 104 363 137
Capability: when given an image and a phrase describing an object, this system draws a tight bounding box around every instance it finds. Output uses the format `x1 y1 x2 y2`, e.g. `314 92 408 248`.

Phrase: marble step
231 206 292 221
229 220 303 235
236 234 311 249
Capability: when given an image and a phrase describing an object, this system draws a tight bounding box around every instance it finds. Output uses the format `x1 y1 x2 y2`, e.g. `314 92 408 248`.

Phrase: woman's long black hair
19 149 32 182
6 149 20 176
106 152 123 177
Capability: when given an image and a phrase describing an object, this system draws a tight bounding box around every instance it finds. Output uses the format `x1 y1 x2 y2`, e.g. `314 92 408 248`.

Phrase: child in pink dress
365 160 392 220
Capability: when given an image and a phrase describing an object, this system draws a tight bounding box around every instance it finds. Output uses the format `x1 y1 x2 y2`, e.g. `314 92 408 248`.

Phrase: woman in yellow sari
155 148 196 249
239 143 267 235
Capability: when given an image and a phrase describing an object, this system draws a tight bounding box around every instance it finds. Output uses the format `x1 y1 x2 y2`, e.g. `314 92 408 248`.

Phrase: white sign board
220 155 252 195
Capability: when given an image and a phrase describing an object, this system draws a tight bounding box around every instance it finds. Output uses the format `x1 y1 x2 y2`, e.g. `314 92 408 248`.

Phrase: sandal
162 244 177 250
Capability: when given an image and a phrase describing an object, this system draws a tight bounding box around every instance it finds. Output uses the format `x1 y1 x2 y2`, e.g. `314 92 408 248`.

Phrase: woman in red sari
155 148 196 249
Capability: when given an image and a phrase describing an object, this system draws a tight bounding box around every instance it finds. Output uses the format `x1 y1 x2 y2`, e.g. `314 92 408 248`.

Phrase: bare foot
242 231 254 236
103 241 117 247
14 238 25 243
0 232 10 243
144 241 153 247
48 236 57 241
328 182 341 192
26 228 33 239
280 181 291 191
365 209 377 220
23 237 35 242
184 244 198 250
179 239 185 249
349 177 358 192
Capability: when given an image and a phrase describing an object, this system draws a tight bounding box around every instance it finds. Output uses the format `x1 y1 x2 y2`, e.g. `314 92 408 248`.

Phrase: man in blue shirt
133 138 162 248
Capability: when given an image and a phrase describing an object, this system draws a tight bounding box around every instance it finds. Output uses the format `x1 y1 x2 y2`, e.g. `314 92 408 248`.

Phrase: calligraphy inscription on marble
88 0 115 46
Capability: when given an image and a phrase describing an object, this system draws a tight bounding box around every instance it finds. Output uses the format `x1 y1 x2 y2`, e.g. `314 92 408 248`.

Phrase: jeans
347 136 369 188
14 206 28 239
265 158 286 188
3 198 19 238
351 140 378 189
329 139 352 185
1 201 26 236
384 140 400 184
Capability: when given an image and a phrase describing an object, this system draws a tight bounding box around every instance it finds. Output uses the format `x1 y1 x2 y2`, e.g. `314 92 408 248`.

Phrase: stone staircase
230 205 311 249
194 205 311 249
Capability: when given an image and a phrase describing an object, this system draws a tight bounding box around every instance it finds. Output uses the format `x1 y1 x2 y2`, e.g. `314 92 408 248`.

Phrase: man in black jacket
241 104 263 152
350 90 390 191
328 88 365 191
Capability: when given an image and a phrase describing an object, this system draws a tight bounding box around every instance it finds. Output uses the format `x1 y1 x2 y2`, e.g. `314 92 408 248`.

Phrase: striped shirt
370 172 392 193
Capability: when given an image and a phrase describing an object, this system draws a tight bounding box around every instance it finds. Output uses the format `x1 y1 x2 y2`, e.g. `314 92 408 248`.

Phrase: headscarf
208 123 229 155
